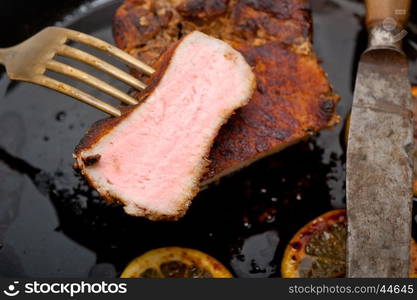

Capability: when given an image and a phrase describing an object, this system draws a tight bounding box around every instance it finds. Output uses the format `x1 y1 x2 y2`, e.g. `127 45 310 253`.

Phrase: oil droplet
266 214 275 223
56 111 66 121
243 221 252 229
235 254 245 262
249 260 266 274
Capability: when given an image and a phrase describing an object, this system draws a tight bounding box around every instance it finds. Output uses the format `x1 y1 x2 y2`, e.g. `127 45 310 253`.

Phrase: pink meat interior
79 32 254 216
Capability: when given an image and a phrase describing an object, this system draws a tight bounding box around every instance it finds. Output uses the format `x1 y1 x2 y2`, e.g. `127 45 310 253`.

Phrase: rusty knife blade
346 48 413 277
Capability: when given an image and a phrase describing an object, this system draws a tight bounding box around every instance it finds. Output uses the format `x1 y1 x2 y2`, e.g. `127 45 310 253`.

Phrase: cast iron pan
0 0 416 278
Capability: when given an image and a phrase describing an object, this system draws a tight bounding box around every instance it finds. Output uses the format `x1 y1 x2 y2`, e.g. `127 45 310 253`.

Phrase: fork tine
57 45 147 90
34 75 121 117
46 60 138 106
65 29 155 76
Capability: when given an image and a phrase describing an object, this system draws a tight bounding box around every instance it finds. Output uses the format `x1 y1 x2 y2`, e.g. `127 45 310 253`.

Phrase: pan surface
0 0 416 278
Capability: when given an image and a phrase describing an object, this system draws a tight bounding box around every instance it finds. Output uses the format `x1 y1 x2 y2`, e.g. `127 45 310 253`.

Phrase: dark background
0 0 416 279
0 0 93 48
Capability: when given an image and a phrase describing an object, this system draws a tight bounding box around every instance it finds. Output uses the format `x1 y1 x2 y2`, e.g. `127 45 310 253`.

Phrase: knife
346 0 413 277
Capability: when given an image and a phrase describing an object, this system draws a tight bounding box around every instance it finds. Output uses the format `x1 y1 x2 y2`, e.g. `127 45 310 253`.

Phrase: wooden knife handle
365 0 411 30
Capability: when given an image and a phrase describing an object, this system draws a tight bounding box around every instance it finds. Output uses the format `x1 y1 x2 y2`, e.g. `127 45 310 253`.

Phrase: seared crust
204 42 339 182
112 0 339 185
176 0 230 19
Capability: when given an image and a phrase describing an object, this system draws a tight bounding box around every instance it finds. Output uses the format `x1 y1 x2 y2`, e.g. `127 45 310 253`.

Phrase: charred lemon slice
281 209 417 278
121 247 233 278
281 209 347 278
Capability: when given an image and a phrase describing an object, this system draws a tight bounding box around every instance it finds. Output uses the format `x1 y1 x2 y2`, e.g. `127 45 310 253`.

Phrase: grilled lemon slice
121 247 232 278
281 209 417 278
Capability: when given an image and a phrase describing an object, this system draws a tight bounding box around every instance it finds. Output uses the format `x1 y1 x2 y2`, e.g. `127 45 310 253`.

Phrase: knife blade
346 0 413 277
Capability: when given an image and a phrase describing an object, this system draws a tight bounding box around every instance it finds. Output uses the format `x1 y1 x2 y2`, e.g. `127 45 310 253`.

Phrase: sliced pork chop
74 31 255 220
113 0 340 185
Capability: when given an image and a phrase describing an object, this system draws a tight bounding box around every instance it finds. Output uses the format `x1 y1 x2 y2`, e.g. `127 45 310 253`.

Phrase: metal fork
0 26 155 117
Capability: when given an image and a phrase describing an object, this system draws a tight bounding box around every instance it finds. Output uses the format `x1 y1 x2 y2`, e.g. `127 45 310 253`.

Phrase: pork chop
74 31 255 220
113 0 340 185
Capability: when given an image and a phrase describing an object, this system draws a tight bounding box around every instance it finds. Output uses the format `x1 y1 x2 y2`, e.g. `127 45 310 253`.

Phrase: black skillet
0 0 416 278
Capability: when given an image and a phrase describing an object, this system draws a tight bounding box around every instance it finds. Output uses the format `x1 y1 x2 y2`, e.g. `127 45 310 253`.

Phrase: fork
0 26 155 117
